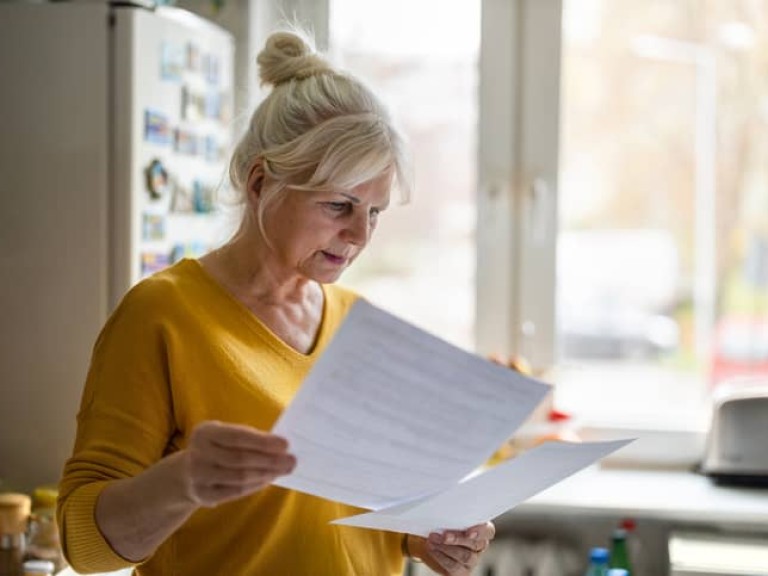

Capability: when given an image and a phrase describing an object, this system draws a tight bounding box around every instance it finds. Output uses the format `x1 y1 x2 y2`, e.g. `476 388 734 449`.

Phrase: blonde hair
229 29 411 234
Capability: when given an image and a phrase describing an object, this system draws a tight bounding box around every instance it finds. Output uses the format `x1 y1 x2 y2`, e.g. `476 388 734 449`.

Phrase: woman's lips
321 251 347 265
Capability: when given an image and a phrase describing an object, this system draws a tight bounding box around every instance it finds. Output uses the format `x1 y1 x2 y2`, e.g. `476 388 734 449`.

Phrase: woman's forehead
339 172 392 202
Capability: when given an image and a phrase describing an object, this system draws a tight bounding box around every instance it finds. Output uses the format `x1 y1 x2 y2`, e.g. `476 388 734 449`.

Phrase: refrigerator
0 2 237 493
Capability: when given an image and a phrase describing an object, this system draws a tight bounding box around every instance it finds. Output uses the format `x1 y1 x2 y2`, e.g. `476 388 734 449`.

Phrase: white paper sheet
331 439 633 536
271 299 551 509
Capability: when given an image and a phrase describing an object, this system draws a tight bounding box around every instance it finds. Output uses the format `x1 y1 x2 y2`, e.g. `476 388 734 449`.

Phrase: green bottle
609 528 632 574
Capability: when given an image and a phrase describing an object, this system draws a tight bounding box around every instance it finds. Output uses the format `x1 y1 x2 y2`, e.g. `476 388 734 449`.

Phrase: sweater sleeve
57 280 176 572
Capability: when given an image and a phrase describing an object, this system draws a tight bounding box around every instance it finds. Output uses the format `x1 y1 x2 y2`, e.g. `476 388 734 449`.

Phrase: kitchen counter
56 467 768 576
509 464 768 528
58 570 130 576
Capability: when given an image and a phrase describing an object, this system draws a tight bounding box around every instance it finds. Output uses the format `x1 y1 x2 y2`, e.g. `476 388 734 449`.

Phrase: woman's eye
324 202 349 213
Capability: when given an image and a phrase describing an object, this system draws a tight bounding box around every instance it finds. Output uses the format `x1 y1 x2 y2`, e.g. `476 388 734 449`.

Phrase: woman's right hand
182 420 296 507
93 421 295 562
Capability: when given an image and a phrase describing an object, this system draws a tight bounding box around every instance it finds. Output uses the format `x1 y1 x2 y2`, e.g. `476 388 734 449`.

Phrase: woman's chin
305 256 352 284
308 267 345 284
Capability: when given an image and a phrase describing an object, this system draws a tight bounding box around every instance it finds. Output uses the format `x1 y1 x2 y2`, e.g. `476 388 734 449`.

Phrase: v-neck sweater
57 259 404 576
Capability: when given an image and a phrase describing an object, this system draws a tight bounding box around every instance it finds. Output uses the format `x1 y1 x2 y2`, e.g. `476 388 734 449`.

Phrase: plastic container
584 546 610 576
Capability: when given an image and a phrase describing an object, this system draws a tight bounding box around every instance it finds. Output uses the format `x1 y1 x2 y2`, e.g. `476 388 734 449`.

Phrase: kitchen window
329 0 479 351
324 0 768 442
554 0 768 432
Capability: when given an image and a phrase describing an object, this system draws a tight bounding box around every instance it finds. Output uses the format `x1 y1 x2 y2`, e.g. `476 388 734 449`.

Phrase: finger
485 521 496 539
441 522 495 548
425 542 470 575
194 421 291 454
197 443 296 472
428 534 476 568
191 466 292 504
193 474 277 506
196 461 293 487
465 522 495 540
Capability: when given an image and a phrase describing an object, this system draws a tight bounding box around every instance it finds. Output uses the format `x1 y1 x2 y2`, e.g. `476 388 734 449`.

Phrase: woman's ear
246 158 265 202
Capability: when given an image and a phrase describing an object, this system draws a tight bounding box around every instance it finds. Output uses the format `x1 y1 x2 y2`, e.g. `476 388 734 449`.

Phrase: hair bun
257 30 332 86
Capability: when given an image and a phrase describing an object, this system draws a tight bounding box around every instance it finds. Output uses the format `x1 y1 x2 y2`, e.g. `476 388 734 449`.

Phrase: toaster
701 380 768 486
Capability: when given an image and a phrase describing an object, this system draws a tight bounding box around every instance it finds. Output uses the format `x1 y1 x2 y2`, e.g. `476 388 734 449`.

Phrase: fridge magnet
141 213 166 241
181 85 189 120
204 91 221 119
186 42 200 72
160 42 184 82
193 179 216 213
170 181 195 213
144 110 171 146
181 86 203 121
203 53 219 85
174 128 199 156
171 242 208 264
144 158 170 200
141 252 171 277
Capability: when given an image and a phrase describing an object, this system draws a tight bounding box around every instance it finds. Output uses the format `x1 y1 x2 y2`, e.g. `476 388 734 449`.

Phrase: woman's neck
202 236 315 307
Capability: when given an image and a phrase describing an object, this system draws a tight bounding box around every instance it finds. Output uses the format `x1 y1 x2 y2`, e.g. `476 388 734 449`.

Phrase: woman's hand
94 420 295 562
407 522 495 575
182 420 296 507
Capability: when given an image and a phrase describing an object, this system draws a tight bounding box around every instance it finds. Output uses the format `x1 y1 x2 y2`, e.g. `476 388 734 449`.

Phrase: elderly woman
57 29 494 576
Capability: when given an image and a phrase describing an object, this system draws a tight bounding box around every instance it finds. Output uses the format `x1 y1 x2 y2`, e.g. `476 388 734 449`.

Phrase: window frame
476 0 561 374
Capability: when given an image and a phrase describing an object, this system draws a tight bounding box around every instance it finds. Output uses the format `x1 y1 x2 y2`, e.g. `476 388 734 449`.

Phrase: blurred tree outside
559 0 768 371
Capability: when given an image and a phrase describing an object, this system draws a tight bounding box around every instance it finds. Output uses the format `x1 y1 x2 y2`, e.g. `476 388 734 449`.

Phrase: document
271 300 631 534
331 439 631 536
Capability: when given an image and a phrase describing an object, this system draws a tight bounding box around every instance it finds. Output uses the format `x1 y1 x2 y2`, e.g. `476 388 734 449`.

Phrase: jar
21 560 54 576
24 488 65 573
0 493 31 576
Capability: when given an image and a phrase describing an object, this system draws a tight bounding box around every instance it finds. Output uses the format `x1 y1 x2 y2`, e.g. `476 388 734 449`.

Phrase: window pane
555 0 768 426
329 0 480 350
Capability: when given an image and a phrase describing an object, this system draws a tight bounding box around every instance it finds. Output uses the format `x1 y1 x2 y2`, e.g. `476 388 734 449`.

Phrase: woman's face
260 171 392 284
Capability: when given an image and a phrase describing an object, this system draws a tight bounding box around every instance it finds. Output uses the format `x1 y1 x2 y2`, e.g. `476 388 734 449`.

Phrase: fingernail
444 533 455 544
469 531 478 539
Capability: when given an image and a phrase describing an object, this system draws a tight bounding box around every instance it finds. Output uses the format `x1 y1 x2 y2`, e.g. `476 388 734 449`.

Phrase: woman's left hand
407 522 495 575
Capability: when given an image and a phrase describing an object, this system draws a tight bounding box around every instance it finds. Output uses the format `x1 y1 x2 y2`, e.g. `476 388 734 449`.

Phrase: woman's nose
342 212 370 245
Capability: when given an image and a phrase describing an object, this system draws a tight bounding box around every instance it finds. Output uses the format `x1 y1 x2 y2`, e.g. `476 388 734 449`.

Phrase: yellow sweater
57 259 404 576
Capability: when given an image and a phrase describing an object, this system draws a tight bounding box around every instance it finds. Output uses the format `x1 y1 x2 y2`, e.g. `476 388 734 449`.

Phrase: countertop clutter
0 489 65 576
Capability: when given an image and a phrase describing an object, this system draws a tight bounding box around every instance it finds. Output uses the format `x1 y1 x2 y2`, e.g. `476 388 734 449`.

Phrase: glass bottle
585 546 610 576
609 528 632 573
620 518 642 574
23 488 65 573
